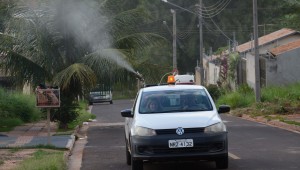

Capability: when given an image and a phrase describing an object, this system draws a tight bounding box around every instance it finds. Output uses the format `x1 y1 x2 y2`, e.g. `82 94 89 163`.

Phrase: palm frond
53 63 97 92
0 32 15 52
1 51 49 85
109 7 151 37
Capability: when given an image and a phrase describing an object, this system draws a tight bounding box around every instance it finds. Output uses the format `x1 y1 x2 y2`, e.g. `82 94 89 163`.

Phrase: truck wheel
125 141 131 165
110 101 113 104
131 159 143 170
216 156 228 169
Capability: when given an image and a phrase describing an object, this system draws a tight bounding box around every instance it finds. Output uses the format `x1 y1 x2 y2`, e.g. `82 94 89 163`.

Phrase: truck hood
134 111 221 129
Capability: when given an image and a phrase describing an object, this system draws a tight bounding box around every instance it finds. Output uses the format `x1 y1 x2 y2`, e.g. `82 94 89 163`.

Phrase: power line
194 0 231 18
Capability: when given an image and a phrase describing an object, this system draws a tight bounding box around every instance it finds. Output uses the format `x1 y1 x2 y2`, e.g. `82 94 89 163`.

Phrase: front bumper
130 132 228 161
90 98 112 103
89 96 112 103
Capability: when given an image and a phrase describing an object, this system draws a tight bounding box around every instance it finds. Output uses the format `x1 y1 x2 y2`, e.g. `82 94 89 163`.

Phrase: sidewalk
0 120 75 149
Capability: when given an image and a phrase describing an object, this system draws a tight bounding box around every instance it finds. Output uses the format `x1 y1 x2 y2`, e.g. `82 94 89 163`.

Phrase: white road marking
229 152 240 159
89 122 124 127
85 145 125 148
222 120 231 123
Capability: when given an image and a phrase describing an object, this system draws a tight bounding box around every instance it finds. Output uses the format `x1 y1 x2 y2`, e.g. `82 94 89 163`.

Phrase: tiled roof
236 28 298 53
270 39 300 56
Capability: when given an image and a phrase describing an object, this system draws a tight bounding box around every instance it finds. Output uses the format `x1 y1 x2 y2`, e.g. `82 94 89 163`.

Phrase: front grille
155 128 204 135
137 142 224 155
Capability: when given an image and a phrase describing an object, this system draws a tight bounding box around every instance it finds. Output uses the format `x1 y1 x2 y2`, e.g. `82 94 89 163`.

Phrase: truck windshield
139 89 213 114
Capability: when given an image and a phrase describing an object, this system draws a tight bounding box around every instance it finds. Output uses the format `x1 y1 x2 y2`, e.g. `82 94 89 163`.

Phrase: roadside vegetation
214 83 300 126
0 87 92 169
14 149 66 170
0 88 41 132
0 87 95 133
66 101 96 130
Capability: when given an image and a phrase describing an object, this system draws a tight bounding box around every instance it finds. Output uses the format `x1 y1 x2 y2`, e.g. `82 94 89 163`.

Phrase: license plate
168 139 193 148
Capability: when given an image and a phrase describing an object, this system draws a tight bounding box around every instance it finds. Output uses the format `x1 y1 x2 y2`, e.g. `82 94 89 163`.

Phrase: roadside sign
36 88 60 108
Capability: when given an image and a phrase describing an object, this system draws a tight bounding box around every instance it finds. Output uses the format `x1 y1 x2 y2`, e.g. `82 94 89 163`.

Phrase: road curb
67 124 89 170
66 135 76 150
238 114 300 134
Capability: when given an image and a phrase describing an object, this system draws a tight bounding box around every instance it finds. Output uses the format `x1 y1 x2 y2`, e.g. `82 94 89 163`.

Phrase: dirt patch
0 149 36 170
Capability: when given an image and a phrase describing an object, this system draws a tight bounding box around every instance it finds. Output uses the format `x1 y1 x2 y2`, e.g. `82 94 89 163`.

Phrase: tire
216 155 228 169
125 141 131 165
110 100 113 104
89 102 93 105
131 158 143 170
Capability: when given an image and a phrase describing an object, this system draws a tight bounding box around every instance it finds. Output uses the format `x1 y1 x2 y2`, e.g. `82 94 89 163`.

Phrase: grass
9 148 22 153
14 149 66 170
282 120 300 126
217 83 300 127
53 131 74 136
261 83 300 105
0 118 23 132
216 85 254 109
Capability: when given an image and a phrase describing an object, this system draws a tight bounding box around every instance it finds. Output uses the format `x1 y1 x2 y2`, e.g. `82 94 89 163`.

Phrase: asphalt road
81 99 300 170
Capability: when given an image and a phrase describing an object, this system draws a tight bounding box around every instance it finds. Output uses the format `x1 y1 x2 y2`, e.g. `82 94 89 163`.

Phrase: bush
67 101 95 129
51 95 79 129
217 91 255 109
0 118 23 132
0 88 41 122
237 84 253 94
206 84 222 100
10 93 41 122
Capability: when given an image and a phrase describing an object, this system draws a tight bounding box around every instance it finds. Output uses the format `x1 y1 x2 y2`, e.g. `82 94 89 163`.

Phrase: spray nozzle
134 71 144 81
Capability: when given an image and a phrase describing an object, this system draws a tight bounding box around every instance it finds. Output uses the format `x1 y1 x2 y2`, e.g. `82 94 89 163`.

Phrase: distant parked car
89 90 113 105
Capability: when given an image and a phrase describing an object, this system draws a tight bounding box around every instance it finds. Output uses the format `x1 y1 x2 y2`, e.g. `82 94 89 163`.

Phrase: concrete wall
207 62 220 85
241 34 300 88
246 53 256 89
195 67 201 85
266 48 300 86
23 82 33 95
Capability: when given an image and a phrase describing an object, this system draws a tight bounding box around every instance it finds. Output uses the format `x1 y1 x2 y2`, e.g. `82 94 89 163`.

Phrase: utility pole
161 0 205 83
228 40 231 53
171 9 177 71
199 0 204 85
233 32 236 52
253 0 261 102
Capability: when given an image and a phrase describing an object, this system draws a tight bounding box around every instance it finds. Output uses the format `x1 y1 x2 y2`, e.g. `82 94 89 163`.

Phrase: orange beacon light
167 75 176 84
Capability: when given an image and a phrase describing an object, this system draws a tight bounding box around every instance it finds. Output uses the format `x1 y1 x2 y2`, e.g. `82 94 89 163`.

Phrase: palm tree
0 0 166 127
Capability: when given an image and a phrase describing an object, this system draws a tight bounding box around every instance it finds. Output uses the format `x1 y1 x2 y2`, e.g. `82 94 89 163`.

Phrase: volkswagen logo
176 127 184 135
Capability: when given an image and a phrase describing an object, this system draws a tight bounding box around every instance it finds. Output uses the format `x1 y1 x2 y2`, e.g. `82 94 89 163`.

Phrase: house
236 28 300 88
263 39 300 86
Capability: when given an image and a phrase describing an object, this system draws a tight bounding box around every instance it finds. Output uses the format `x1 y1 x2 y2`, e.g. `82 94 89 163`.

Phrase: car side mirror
218 105 230 114
121 109 133 118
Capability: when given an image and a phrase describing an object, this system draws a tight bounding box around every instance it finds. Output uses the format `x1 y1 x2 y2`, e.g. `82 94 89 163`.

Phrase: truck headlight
132 126 156 136
204 122 226 133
